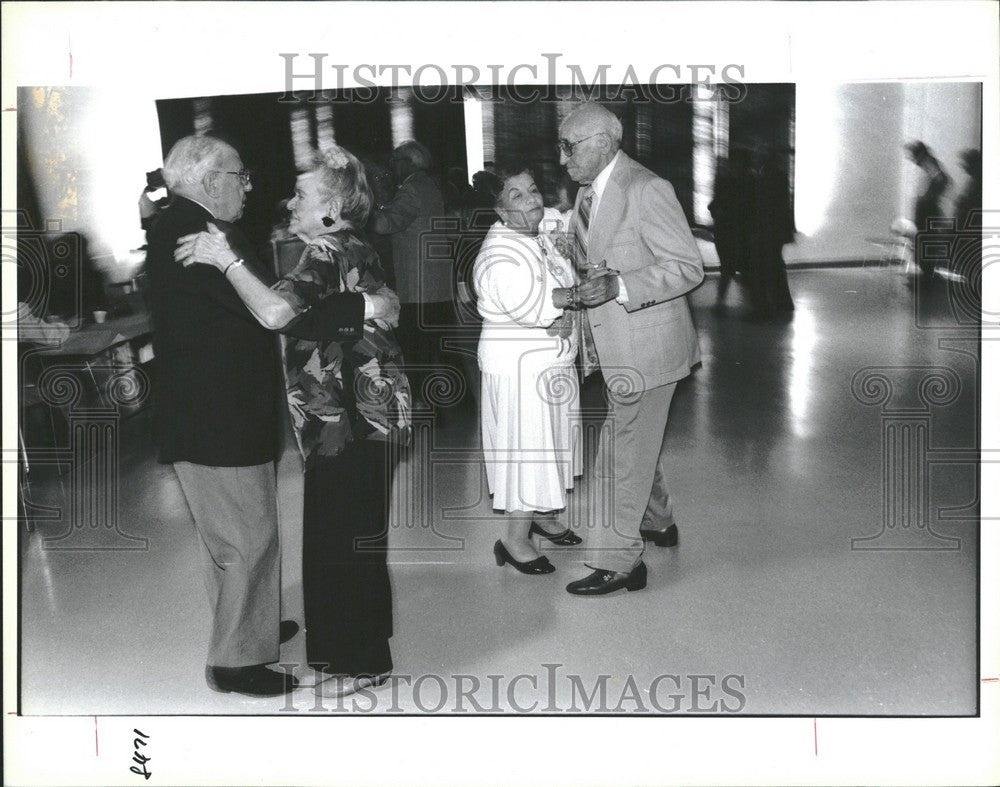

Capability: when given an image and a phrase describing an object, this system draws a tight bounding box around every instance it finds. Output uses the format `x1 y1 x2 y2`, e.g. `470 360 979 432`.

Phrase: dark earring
321 216 334 227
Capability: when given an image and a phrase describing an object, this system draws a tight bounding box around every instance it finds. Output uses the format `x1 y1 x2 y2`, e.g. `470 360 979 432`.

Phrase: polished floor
18 266 979 715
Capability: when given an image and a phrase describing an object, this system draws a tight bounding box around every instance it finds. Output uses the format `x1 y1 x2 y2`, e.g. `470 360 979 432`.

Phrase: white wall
788 81 981 264
19 87 163 282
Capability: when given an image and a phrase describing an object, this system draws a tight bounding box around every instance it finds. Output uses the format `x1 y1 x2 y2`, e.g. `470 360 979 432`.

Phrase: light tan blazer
579 152 704 392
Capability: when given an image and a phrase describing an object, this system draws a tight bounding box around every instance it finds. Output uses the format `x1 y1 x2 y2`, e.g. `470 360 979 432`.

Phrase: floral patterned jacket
273 229 411 463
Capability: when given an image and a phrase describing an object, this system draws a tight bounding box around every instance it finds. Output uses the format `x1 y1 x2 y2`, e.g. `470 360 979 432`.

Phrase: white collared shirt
582 150 630 305
587 149 621 224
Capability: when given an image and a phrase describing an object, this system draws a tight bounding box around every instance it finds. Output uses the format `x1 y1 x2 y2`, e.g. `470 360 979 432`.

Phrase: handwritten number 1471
130 729 151 780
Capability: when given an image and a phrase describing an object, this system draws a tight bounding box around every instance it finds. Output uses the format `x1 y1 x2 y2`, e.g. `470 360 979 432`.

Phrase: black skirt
303 439 396 677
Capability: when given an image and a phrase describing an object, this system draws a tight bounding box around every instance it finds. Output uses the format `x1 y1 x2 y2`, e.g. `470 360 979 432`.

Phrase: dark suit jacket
373 170 450 304
146 197 366 466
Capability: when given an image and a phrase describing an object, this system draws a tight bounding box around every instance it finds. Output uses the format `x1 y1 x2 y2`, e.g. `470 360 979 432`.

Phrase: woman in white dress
473 166 583 575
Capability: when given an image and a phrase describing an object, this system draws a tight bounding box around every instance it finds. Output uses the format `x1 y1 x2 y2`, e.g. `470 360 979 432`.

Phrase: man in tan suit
558 103 704 595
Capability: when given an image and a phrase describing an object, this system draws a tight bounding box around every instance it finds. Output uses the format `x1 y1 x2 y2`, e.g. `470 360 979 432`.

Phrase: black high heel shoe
528 521 583 546
494 540 556 575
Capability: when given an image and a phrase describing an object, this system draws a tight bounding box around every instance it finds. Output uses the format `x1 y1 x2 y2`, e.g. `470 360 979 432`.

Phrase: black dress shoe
493 539 555 575
566 562 647 595
280 620 299 644
205 664 299 697
529 521 583 545
639 523 678 548
314 671 391 698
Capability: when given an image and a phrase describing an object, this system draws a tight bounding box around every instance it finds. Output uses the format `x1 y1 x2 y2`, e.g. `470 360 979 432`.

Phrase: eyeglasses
215 168 252 186
557 133 602 157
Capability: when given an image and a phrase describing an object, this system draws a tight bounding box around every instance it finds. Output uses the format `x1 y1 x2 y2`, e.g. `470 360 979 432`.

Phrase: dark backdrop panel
729 84 795 153
331 91 393 159
411 88 469 178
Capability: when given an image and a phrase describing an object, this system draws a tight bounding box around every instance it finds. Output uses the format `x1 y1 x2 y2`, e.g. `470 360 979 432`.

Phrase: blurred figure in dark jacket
708 147 755 306
747 147 795 321
954 148 981 233
951 148 982 284
360 154 396 288
373 140 451 402
904 140 951 277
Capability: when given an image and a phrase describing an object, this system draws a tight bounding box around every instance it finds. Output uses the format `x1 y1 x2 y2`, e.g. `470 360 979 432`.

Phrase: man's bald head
558 103 623 184
163 135 251 222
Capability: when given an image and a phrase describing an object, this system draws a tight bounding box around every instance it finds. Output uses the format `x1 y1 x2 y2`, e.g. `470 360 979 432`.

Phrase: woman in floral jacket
177 145 410 699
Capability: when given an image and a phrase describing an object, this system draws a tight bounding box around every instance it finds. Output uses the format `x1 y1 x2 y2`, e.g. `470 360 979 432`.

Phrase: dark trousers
399 301 467 407
303 440 396 677
749 243 794 315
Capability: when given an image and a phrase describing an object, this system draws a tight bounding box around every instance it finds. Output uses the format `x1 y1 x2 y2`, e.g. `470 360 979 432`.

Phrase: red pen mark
68 34 73 79
983 677 999 682
3 108 16 112
813 718 818 756
94 716 99 756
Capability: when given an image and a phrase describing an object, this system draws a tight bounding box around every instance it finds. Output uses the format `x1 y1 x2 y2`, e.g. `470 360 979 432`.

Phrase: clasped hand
174 223 236 269
368 286 401 329
553 266 620 310
175 224 400 329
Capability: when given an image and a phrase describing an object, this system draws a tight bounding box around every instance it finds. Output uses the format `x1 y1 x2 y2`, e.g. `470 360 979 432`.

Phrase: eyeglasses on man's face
215 168 252 186
557 133 602 158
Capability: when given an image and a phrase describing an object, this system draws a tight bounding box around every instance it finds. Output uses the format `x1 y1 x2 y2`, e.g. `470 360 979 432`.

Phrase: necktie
572 188 594 269
572 188 600 378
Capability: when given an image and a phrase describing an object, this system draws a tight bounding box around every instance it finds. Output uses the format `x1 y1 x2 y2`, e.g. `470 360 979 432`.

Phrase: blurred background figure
904 140 951 277
954 148 982 232
708 147 755 308
550 170 580 213
951 147 983 284
373 140 451 406
443 166 472 217
746 146 795 321
362 153 397 288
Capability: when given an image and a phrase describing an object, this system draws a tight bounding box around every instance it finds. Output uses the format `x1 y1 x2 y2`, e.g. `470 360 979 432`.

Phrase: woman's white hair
163 136 234 190
310 145 373 225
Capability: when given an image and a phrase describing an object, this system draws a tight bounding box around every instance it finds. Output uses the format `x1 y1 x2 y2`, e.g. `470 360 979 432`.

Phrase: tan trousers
173 461 280 668
584 382 678 573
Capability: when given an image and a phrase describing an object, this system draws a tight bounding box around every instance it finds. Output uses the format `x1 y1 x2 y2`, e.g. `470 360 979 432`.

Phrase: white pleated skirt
480 364 582 513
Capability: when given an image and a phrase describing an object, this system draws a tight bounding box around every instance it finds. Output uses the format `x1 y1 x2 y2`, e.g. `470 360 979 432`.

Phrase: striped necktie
572 187 600 378
572 187 594 271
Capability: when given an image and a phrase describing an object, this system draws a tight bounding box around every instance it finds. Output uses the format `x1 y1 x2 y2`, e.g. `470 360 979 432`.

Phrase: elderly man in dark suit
558 103 705 596
372 140 451 399
147 136 392 696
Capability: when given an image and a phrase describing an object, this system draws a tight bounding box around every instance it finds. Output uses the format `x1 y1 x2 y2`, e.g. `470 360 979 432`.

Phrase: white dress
474 208 582 513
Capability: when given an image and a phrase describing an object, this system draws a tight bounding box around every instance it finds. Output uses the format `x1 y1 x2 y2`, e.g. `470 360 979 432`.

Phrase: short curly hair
474 161 536 210
309 145 374 225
